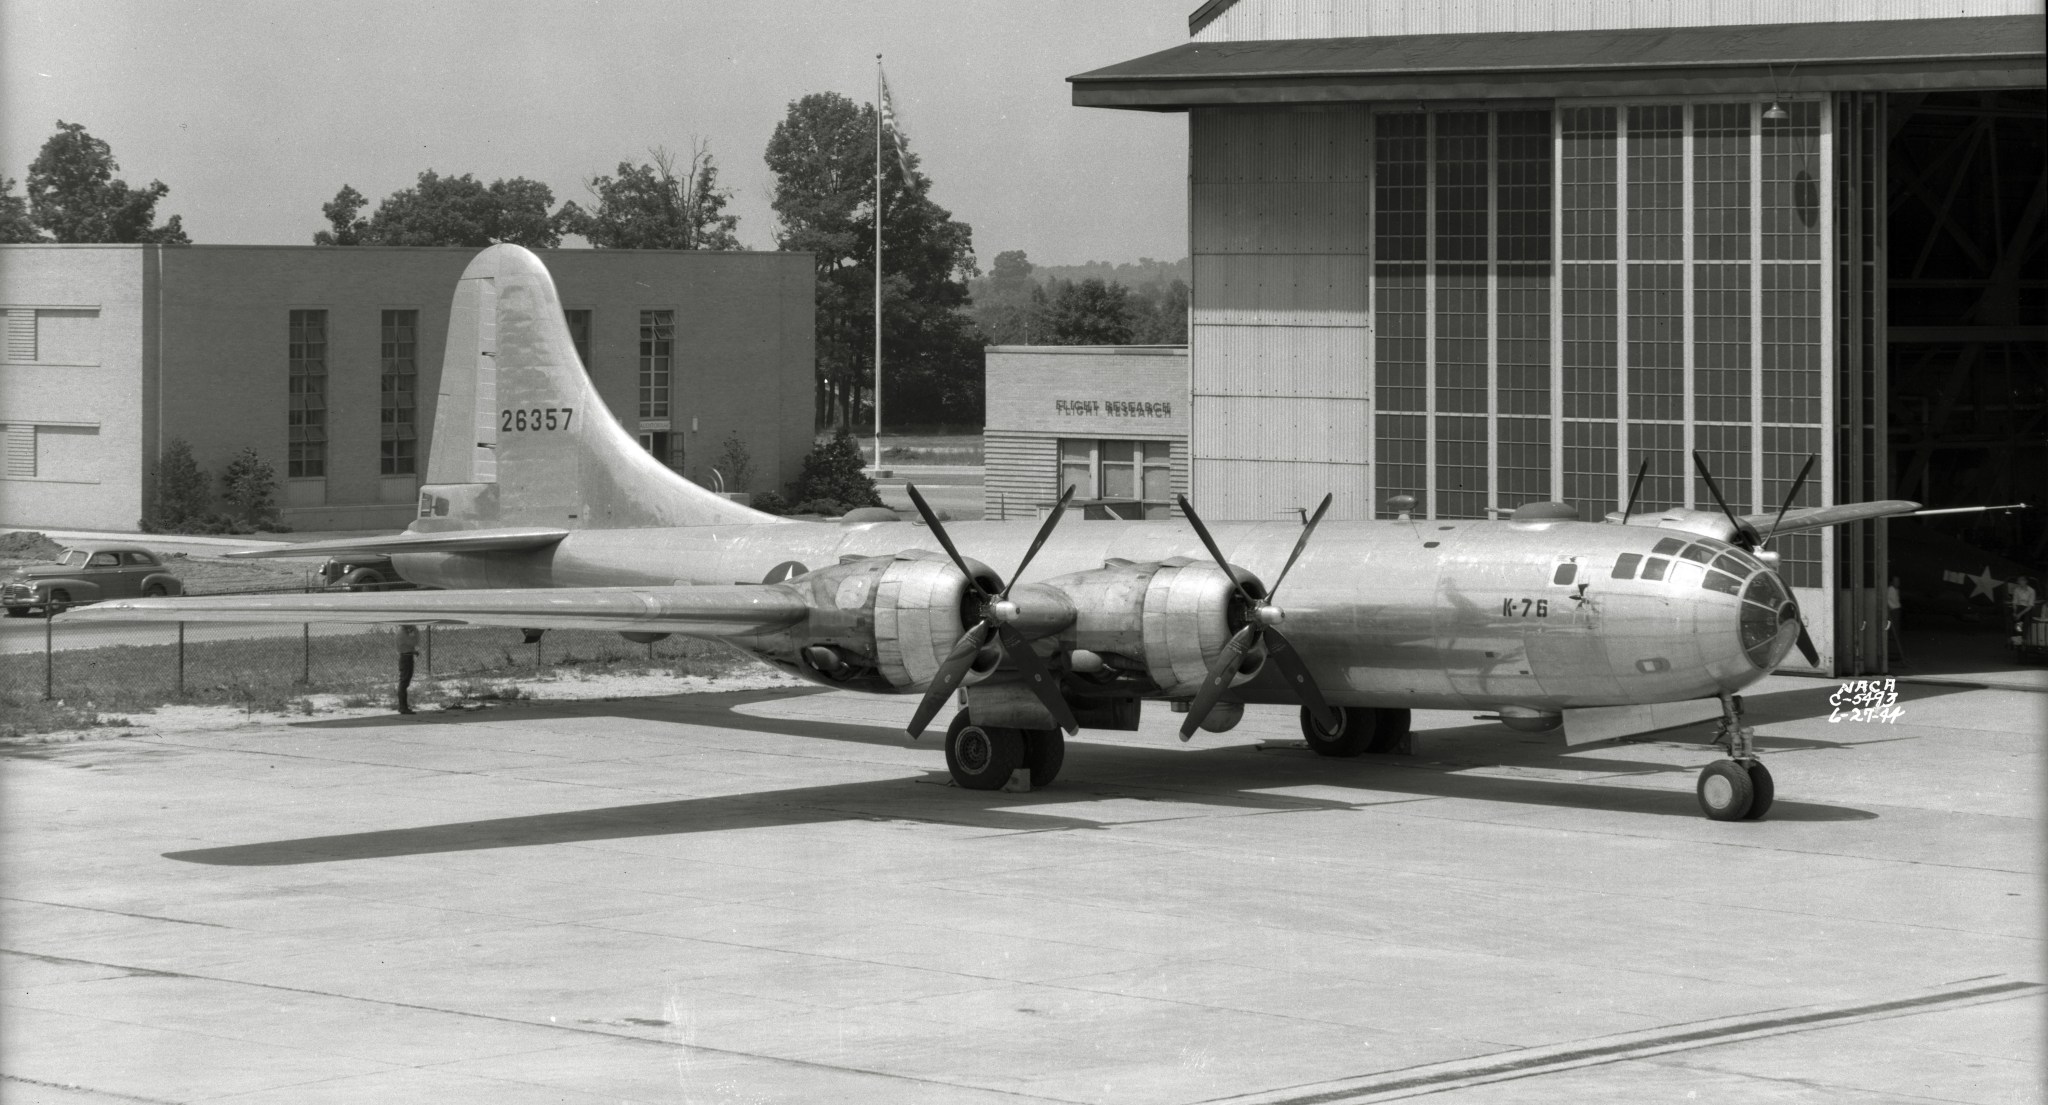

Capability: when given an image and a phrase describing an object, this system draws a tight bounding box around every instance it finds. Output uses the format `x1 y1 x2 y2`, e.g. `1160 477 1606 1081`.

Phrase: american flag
879 68 910 173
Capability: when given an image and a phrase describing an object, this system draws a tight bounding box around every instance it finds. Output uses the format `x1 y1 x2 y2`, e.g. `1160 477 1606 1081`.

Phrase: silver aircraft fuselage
392 513 1799 713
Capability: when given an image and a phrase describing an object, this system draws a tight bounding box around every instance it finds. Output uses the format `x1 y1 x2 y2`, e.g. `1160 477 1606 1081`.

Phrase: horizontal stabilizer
1737 500 1920 538
1563 699 1722 746
68 584 809 638
223 527 572 560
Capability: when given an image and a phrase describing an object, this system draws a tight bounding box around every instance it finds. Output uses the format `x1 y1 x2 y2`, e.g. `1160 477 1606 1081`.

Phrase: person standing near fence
396 624 420 714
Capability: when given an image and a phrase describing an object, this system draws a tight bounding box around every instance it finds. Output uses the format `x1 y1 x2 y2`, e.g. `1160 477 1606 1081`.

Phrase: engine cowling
1041 559 1259 696
736 552 991 694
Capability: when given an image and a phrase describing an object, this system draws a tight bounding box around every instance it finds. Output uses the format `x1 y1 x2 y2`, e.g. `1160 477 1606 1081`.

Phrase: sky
0 0 1195 266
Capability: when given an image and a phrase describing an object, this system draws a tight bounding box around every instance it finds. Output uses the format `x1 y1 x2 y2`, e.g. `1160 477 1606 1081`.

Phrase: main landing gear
1698 693 1774 821
1299 706 1412 756
943 711 1064 791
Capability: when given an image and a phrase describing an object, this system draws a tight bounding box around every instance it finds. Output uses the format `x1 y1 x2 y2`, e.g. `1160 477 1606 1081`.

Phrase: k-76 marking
1502 597 1551 618
501 407 573 432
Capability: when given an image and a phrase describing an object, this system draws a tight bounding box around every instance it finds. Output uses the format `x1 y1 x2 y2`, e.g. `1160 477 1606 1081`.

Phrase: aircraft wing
1737 500 1921 537
222 527 572 560
67 585 808 638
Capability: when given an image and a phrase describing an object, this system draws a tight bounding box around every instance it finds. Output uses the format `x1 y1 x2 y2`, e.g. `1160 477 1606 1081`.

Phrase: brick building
0 244 814 532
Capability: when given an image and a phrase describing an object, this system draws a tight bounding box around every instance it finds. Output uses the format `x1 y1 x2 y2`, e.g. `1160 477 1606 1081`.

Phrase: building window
639 310 673 418
1058 439 1173 519
288 309 327 478
380 309 418 476
565 309 592 371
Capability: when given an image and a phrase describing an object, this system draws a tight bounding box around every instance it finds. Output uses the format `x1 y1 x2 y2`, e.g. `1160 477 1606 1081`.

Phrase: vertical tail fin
417 244 778 531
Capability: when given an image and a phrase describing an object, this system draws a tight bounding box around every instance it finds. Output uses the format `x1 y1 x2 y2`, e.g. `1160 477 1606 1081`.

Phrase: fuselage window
1703 570 1744 596
1652 537 1686 556
1679 544 1715 564
1552 563 1578 585
1611 553 1642 579
1712 553 1751 577
1641 557 1670 581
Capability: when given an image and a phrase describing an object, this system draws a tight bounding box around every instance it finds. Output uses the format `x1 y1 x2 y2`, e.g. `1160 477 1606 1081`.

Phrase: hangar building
1072 0 2046 674
0 245 814 532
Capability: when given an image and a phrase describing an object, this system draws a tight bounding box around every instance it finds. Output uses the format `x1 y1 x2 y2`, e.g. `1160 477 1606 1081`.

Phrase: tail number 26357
500 407 574 432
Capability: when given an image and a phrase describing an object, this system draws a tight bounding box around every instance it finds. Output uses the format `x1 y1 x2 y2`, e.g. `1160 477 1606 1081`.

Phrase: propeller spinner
1175 493 1341 741
902 483 1080 739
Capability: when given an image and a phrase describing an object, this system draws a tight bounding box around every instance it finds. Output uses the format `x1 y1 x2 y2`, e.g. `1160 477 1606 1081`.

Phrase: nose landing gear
1698 693 1774 821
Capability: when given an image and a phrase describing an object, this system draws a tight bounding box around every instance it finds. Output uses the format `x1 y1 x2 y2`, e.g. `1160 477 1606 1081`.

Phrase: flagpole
873 54 884 472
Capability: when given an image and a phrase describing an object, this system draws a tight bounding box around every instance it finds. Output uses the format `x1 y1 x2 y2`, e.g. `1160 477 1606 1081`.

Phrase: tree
142 439 209 532
766 92 982 431
788 428 884 512
313 171 569 247
219 447 279 526
969 249 1039 345
1038 278 1134 345
24 121 189 243
1128 278 1189 344
0 177 39 243
560 143 742 250
314 185 369 245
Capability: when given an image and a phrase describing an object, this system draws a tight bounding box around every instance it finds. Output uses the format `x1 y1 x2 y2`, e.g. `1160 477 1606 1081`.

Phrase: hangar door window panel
1560 107 1619 521
287 309 327 479
564 309 593 372
380 309 418 477
1371 108 1553 519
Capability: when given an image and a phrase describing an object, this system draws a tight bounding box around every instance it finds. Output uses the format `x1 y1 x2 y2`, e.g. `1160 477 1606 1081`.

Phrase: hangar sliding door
1366 98 1838 667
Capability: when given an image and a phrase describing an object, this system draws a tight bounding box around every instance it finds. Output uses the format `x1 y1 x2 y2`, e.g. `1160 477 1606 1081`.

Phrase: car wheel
144 584 168 598
46 589 72 616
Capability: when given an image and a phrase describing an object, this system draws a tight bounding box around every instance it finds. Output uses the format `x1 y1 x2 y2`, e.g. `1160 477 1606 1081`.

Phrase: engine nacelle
1042 558 1258 696
736 552 990 694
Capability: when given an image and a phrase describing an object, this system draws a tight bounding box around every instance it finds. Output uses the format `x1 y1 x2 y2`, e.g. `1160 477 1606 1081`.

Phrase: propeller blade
1179 625 1259 741
1761 455 1817 549
1794 623 1820 668
1000 485 1076 600
1267 493 1333 601
1690 452 1752 548
996 623 1079 735
1620 458 1649 525
906 483 994 600
905 620 993 738
1261 626 1337 731
1176 494 1258 607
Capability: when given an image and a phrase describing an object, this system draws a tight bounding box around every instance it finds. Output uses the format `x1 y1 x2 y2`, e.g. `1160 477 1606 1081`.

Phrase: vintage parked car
1 543 185 617
317 554 417 592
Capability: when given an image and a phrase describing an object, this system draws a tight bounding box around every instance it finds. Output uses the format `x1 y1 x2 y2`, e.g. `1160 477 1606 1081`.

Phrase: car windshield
59 550 87 568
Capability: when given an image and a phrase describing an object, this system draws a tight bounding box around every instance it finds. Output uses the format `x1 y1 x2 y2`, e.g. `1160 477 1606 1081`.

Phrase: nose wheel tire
945 712 1025 790
1697 759 1756 820
1741 760 1775 820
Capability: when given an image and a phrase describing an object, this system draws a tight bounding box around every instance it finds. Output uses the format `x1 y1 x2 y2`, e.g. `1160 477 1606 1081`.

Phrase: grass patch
0 628 756 739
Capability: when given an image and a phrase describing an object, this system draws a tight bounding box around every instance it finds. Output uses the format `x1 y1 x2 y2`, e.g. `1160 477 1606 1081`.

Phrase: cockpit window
1744 571 1788 610
1611 553 1642 579
1641 557 1670 581
1712 553 1751 577
1552 563 1578 585
1703 570 1743 596
1679 545 1715 564
1651 537 1686 556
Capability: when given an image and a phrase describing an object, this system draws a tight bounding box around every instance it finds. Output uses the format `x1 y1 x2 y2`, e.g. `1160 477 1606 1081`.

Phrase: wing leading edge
71 585 808 638
221 527 572 561
1735 500 1920 537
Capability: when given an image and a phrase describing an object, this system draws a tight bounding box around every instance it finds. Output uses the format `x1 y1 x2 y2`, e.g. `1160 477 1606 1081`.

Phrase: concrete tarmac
3 675 2040 1103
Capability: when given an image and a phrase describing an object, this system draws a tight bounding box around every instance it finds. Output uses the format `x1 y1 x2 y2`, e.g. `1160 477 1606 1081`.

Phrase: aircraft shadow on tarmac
164 682 1921 866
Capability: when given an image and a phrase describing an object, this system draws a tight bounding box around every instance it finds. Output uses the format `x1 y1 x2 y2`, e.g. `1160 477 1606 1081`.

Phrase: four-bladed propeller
1175 492 1340 741
902 483 1080 739
1691 451 1821 667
